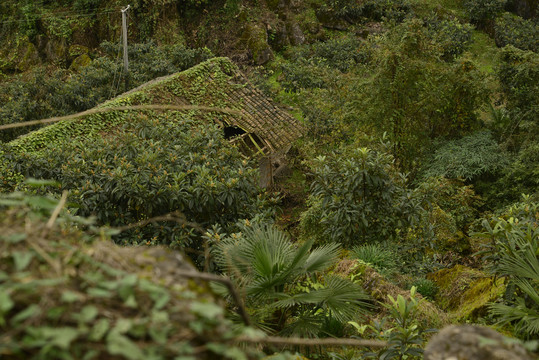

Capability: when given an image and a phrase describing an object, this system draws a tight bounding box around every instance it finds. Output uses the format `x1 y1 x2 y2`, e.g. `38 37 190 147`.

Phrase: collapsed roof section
10 57 305 159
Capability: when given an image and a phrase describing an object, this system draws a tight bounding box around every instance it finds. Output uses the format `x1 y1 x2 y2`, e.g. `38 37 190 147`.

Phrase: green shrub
351 244 399 275
417 177 482 234
479 198 539 339
287 37 371 72
300 147 418 247
212 222 371 337
463 0 507 25
3 112 264 249
411 278 439 300
360 19 489 169
494 12 539 52
497 46 539 147
280 58 343 93
365 287 431 359
318 0 411 24
421 131 509 181
426 17 474 59
497 142 539 202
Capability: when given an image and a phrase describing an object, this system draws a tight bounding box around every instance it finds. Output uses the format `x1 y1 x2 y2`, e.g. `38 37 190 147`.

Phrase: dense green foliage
301 147 419 246
3 112 263 249
496 46 539 148
352 244 399 275
213 222 371 337
1 0 539 356
464 0 507 25
318 0 411 24
495 12 539 52
480 199 539 339
421 131 508 181
0 42 212 142
360 19 489 168
0 195 265 360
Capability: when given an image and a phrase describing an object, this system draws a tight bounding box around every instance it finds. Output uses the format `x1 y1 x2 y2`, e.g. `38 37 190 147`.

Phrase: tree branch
235 335 387 348
0 105 243 131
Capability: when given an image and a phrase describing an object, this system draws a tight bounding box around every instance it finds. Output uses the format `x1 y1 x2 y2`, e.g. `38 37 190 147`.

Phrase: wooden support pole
121 5 130 91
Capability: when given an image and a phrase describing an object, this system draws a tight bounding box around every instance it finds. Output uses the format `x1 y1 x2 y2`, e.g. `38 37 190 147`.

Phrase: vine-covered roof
10 57 305 156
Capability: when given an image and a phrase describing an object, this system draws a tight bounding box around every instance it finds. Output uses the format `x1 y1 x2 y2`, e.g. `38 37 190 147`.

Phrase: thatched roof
10 57 305 157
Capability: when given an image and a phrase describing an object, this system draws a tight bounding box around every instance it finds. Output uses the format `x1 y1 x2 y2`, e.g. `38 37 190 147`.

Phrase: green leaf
0 291 14 313
61 290 83 303
124 294 138 308
90 319 110 341
106 332 144 360
2 233 27 243
32 327 79 349
113 318 133 334
75 305 99 323
87 288 113 298
11 304 40 325
190 302 223 319
12 251 34 271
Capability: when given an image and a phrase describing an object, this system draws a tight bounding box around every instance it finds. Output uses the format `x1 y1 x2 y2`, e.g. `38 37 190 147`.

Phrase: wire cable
109 30 124 99
0 9 119 25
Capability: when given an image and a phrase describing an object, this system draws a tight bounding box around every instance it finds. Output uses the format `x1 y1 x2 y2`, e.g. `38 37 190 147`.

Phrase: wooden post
121 5 130 91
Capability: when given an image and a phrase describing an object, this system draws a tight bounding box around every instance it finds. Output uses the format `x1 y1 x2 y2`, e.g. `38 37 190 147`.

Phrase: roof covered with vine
10 57 305 156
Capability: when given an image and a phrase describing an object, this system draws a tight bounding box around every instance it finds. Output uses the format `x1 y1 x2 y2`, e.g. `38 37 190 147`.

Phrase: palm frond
279 313 325 338
315 275 372 324
304 242 341 273
272 290 330 309
513 277 539 304
490 301 539 337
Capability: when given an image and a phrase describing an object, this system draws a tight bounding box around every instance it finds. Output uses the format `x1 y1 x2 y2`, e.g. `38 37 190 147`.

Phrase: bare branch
114 211 206 234
173 270 251 327
46 190 69 229
0 105 243 131
235 335 387 348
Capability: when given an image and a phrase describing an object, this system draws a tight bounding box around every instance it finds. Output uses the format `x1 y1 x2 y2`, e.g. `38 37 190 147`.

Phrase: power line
0 9 118 25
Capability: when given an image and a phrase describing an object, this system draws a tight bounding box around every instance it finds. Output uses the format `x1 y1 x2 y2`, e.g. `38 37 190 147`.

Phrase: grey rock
424 325 535 360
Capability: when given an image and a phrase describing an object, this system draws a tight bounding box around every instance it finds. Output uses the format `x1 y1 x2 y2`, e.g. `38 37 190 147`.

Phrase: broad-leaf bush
463 0 507 26
497 46 539 147
426 16 474 60
497 142 539 202
2 112 265 249
318 0 411 24
0 42 212 142
285 37 371 73
300 147 418 246
494 12 539 52
479 198 539 339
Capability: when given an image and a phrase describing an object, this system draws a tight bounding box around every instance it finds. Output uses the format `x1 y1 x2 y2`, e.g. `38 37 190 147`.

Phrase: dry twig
235 336 387 348
174 270 251 326
0 105 243 131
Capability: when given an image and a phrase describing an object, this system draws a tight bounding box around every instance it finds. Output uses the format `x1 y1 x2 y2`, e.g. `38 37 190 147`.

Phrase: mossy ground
428 264 506 321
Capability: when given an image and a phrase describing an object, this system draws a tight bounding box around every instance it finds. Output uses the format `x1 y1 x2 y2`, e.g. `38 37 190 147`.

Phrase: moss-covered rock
69 53 92 71
425 325 535 360
68 44 89 58
43 37 68 65
242 22 274 65
427 265 505 321
334 259 451 329
0 202 263 359
0 35 40 73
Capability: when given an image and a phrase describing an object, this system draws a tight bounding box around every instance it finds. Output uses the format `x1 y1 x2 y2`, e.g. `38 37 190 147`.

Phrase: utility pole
121 5 130 92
